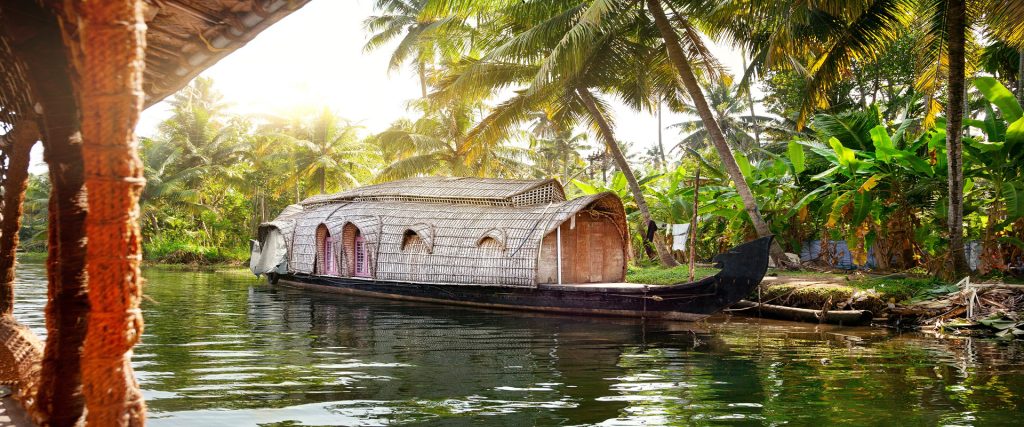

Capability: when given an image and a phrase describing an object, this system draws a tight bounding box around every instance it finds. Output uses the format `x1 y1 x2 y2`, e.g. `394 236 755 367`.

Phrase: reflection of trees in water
129 269 1024 425
278 286 661 424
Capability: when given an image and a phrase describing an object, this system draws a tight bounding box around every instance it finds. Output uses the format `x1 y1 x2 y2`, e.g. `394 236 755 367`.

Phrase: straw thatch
138 0 311 106
302 177 567 207
263 178 629 287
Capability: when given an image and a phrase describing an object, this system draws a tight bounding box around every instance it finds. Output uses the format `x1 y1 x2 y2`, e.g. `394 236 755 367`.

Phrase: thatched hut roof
301 177 568 207
264 178 628 288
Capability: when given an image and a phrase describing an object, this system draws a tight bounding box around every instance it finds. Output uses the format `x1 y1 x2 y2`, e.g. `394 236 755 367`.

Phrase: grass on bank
759 274 948 312
626 264 720 285
628 262 951 312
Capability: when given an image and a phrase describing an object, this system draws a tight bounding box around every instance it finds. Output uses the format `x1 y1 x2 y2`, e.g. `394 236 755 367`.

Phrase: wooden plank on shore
730 300 873 326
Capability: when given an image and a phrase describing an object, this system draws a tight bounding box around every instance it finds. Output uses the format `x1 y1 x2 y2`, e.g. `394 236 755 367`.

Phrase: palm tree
671 81 777 153
646 0 791 265
139 136 205 236
426 0 692 266
364 0 470 98
155 77 244 181
375 100 526 181
527 111 590 182
278 108 371 196
727 0 1024 274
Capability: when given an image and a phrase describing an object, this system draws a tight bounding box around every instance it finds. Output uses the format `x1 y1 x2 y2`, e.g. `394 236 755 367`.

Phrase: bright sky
133 0 759 161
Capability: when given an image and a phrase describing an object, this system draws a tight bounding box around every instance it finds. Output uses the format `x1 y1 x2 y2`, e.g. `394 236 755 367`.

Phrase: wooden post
0 119 38 315
556 225 563 285
64 1 148 424
10 3 93 421
689 166 700 282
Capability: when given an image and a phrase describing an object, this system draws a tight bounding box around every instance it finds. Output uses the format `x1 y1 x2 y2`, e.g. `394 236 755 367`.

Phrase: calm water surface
11 262 1024 426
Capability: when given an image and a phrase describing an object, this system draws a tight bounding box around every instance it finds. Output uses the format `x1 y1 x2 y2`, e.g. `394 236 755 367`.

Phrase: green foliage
134 79 383 264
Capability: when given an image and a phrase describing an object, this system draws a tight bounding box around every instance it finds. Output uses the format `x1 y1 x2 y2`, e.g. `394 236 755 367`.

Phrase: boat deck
538 282 654 293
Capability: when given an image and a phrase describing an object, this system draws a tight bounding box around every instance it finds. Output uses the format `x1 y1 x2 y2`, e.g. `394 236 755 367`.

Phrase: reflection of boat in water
250 177 771 320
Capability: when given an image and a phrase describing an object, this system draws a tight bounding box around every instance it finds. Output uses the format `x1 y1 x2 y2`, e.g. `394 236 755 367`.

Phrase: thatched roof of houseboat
301 177 567 207
263 178 628 287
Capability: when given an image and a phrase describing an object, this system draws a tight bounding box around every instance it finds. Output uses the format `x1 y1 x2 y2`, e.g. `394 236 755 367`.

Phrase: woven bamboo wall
273 192 626 287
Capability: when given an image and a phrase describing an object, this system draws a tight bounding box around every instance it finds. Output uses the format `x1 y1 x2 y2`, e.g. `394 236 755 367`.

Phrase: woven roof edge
143 0 311 108
299 177 566 207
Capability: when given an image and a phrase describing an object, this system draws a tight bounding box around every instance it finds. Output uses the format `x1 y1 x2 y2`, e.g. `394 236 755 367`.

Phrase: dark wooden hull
274 237 773 321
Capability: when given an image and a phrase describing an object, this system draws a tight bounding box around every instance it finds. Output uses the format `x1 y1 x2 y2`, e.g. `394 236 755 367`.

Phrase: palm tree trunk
418 61 428 99
320 168 326 194
657 101 669 170
577 86 678 267
740 51 761 147
646 0 790 266
945 0 970 276
0 120 37 316
1018 49 1023 103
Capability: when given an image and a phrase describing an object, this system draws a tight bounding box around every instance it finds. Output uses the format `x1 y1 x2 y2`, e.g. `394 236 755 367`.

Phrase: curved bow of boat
645 236 774 315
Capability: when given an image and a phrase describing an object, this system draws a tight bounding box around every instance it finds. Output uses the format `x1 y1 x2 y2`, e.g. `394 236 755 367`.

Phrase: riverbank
628 264 1024 337
16 254 1024 337
18 252 247 273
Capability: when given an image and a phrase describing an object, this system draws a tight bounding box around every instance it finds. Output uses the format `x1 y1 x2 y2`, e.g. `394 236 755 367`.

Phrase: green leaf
572 179 600 195
784 185 830 219
827 191 854 227
1007 117 1024 149
1006 182 1024 219
974 77 1024 123
787 140 805 174
869 126 896 162
811 165 841 181
735 152 753 179
611 172 626 192
829 137 860 175
852 190 872 224
638 173 663 187
894 151 934 176
798 140 839 163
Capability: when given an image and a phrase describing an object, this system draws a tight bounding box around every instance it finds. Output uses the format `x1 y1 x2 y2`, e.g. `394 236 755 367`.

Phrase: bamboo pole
556 225 563 286
689 165 700 282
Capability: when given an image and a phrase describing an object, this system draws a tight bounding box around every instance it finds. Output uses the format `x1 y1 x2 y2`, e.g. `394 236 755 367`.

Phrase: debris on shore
735 274 1024 338
889 278 1024 338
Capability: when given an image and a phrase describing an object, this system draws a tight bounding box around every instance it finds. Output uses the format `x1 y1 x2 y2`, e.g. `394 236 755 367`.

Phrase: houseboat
249 177 772 321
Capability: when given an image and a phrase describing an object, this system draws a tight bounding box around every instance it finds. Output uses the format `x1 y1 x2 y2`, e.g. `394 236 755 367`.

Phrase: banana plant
791 107 942 268
964 77 1024 266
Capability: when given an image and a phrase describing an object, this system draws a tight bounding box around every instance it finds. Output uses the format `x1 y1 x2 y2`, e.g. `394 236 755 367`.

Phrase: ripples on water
11 262 1024 426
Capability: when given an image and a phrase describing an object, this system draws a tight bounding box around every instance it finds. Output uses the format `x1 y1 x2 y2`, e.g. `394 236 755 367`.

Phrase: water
11 262 1024 426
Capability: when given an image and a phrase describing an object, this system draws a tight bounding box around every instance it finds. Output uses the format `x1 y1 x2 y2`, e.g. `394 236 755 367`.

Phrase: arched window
476 228 507 253
342 223 369 278
315 224 337 275
401 230 428 252
401 223 434 253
